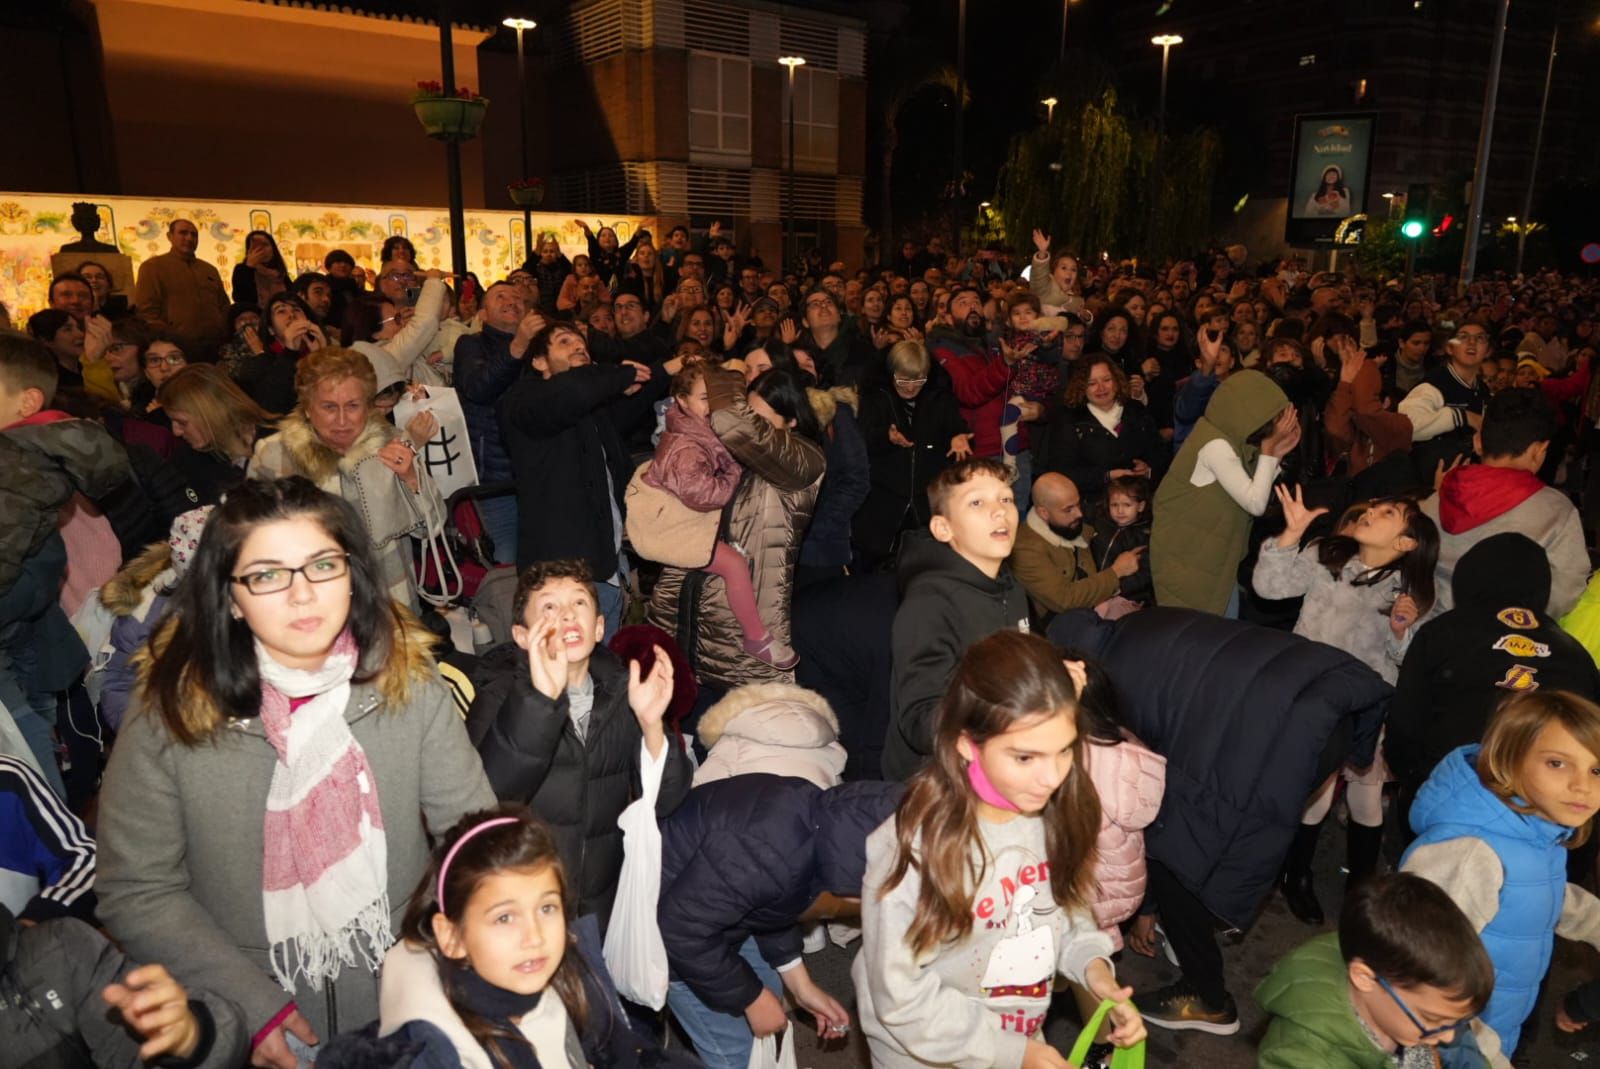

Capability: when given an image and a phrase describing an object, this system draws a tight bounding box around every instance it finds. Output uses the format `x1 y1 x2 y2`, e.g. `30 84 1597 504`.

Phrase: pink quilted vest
1083 736 1168 949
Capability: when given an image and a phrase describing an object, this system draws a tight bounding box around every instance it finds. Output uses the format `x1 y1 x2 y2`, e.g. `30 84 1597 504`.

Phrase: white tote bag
393 386 479 501
746 1024 798 1069
602 743 670 1009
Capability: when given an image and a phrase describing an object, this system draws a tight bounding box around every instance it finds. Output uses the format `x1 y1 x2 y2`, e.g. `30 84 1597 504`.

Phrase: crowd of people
5 212 1600 1069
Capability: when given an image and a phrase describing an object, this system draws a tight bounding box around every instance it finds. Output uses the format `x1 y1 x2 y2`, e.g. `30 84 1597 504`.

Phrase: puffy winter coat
695 682 847 788
1404 745 1569 1055
799 387 869 571
629 404 741 569
648 367 826 688
0 905 247 1069
467 644 692 924
95 541 175 732
794 572 898 781
452 323 522 485
925 324 1010 458
658 775 904 1016
1050 607 1390 928
1082 737 1166 947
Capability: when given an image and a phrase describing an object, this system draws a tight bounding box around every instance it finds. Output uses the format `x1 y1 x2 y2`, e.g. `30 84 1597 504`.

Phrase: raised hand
947 433 973 460
1260 406 1301 457
1273 484 1328 546
526 621 569 700
779 318 801 345
406 408 439 448
1032 228 1052 254
628 644 674 757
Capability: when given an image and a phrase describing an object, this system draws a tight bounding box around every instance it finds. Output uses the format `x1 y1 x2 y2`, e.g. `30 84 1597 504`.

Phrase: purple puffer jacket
1083 735 1167 949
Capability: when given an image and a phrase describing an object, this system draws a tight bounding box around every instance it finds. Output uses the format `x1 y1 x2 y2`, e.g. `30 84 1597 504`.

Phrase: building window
689 52 751 161
785 67 838 171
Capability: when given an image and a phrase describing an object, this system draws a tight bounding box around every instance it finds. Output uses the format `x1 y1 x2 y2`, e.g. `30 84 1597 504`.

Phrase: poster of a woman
1302 165 1351 217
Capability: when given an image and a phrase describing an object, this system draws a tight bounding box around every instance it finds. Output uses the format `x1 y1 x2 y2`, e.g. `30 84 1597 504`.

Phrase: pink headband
437 817 520 914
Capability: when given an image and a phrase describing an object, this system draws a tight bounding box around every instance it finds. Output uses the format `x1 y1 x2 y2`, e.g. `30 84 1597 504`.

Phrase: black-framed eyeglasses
143 352 186 368
1375 976 1472 1040
231 554 350 595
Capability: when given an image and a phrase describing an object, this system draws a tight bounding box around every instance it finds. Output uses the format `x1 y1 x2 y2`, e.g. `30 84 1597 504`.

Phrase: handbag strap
1066 999 1145 1069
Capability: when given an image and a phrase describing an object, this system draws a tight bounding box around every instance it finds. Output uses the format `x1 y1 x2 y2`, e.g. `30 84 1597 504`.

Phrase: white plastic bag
602 743 670 1009
393 386 478 500
746 1024 797 1069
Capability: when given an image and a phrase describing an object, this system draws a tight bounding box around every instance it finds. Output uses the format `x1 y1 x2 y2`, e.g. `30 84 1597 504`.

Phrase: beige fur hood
694 681 846 789
266 409 398 485
99 541 174 616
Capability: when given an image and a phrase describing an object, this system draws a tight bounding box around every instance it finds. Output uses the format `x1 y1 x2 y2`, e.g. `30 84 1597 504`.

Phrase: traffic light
1401 183 1431 239
1401 219 1425 239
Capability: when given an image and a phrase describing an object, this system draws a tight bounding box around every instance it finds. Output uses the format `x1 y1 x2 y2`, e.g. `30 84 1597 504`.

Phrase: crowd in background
6 212 1600 1069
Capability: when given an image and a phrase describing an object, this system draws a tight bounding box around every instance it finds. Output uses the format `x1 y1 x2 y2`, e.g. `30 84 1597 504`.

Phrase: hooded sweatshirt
1384 533 1600 798
1421 463 1589 617
1151 370 1289 614
884 533 1029 780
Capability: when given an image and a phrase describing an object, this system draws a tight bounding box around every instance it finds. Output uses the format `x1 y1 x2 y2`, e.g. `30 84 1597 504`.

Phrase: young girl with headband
854 631 1145 1069
376 807 591 1069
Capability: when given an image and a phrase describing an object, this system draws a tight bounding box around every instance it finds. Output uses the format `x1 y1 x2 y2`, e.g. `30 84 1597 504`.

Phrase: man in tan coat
133 219 230 359
1010 471 1142 619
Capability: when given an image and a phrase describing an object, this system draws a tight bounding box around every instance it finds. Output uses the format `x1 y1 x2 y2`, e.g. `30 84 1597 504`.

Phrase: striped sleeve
0 755 97 921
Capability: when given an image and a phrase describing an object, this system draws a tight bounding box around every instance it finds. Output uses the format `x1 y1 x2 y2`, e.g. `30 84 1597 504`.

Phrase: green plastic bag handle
1065 999 1146 1069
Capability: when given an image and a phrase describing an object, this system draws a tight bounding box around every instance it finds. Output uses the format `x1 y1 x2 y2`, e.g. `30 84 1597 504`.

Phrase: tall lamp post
951 0 968 242
1058 0 1076 65
436 0 468 277
779 55 806 270
1151 34 1183 141
504 16 537 266
1515 22 1558 278
1041 96 1058 124
1460 0 1509 291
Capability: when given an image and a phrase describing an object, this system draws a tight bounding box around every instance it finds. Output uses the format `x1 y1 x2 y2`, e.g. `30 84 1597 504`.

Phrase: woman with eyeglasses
96 476 495 1069
247 347 446 611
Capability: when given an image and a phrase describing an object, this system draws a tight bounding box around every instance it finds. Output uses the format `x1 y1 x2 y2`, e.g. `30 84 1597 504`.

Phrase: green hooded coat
1255 933 1395 1069
1150 369 1288 613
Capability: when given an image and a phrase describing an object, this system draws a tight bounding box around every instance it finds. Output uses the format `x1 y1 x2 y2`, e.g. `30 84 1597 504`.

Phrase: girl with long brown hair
852 631 1145 1069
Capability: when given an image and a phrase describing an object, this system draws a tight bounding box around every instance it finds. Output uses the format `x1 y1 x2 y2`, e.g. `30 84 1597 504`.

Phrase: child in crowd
1151 369 1297 616
467 560 691 927
1256 873 1494 1068
1090 475 1153 616
856 631 1145 1068
1402 690 1600 1064
0 752 96 923
627 365 793 669
659 775 903 1069
0 901 247 1068
884 457 1030 780
377 807 596 1068
1254 488 1440 924
998 293 1064 514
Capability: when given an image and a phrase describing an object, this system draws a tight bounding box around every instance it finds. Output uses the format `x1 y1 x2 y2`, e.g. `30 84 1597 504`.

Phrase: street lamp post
1151 34 1183 141
779 56 806 271
437 0 467 277
1460 0 1509 291
1058 0 1074 66
504 16 537 266
1516 22 1558 277
952 0 968 243
1041 96 1058 124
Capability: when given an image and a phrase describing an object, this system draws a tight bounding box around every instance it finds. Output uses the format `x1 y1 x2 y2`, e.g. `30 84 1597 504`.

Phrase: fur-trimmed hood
806 385 858 430
271 409 399 485
99 541 174 616
133 604 442 740
694 682 846 789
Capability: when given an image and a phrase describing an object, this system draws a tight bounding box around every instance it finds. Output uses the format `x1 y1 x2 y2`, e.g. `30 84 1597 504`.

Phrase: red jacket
926 325 1010 458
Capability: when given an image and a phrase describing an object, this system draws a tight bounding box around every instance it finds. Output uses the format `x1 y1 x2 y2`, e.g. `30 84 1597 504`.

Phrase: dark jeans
1148 859 1228 1006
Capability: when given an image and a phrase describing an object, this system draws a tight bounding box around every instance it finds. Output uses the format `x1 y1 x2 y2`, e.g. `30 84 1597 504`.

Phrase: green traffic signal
1401 220 1425 239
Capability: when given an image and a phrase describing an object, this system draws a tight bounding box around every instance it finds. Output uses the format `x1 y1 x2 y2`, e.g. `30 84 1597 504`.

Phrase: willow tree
996 89 1219 262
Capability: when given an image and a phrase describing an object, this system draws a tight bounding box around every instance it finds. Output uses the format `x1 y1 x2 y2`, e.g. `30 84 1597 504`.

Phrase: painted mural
0 192 654 321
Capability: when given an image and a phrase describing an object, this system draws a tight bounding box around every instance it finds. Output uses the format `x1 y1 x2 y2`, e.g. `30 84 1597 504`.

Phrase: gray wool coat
96 671 495 1044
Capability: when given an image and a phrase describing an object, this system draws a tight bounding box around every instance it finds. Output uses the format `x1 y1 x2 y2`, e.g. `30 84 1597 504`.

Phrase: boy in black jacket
883 458 1030 780
1384 531 1600 829
468 560 691 927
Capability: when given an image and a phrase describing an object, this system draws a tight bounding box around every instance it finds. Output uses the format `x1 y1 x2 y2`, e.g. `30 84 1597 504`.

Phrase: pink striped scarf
257 631 393 993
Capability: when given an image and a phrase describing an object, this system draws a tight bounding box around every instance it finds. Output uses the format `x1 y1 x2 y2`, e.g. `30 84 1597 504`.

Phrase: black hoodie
883 532 1030 780
1385 532 1600 803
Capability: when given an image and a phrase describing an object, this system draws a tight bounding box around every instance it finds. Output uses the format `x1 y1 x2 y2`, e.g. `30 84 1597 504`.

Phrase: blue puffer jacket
1403 745 1570 1056
1050 607 1391 928
658 775 904 1015
452 323 521 484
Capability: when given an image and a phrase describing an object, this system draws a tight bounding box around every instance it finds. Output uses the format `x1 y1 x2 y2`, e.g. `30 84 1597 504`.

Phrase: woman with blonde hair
159 363 277 504
248 347 446 610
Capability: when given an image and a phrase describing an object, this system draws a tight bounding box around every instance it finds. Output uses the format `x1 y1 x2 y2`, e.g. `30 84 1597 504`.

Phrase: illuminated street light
779 56 807 267
504 16 538 261
1151 35 1183 139
1041 96 1058 124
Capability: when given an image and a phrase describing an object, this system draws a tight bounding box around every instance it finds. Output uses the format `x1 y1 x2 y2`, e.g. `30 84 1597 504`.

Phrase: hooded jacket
0 905 247 1069
799 387 870 571
1384 533 1600 799
1082 738 1166 947
96 541 175 732
248 410 446 610
468 644 692 925
658 776 904 1017
1403 746 1570 1056
648 368 826 688
1421 464 1589 617
1151 370 1289 614
1255 932 1490 1069
1050 608 1390 928
883 533 1030 781
96 613 496 1042
694 682 846 788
